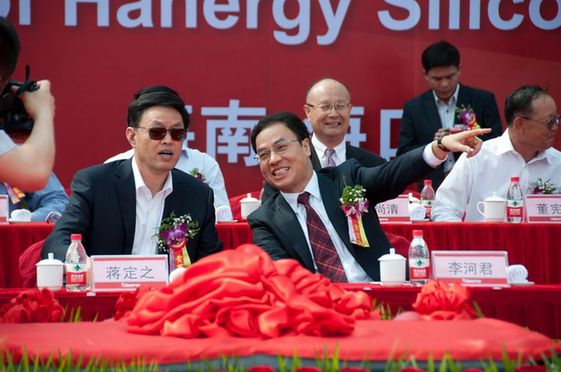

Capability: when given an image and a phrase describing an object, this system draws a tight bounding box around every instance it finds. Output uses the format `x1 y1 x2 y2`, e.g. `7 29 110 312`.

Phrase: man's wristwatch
437 135 450 152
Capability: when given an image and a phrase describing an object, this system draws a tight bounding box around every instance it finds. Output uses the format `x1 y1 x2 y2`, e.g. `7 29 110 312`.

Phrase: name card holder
431 250 509 287
525 195 561 223
91 255 169 292
0 195 7 224
376 194 410 223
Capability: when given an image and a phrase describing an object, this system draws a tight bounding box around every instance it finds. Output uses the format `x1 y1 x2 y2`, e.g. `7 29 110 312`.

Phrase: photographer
0 16 55 191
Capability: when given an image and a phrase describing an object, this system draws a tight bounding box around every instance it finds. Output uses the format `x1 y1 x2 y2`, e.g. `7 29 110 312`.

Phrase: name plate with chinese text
431 251 509 287
525 195 561 223
0 195 7 224
91 255 168 292
376 194 410 223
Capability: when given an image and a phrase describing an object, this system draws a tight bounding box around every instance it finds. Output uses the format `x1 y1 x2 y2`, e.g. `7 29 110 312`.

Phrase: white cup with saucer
36 253 64 290
378 248 406 285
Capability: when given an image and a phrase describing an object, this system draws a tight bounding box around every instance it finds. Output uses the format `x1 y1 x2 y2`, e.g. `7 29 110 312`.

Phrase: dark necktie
297 192 348 282
325 148 336 167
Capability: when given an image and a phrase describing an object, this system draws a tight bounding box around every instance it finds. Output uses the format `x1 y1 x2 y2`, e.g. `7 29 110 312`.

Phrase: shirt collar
280 172 321 212
131 156 174 196
432 83 460 106
311 135 346 161
500 128 552 164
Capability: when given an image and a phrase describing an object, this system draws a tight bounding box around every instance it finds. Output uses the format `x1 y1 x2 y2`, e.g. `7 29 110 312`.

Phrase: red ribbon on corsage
170 238 191 269
341 199 370 247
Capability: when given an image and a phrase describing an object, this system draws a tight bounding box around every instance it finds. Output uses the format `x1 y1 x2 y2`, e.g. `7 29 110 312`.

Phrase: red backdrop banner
5 1 561 195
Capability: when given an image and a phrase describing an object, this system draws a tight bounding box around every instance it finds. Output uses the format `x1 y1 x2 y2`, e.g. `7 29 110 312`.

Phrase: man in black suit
397 40 502 190
261 78 385 200
43 86 222 261
248 112 489 282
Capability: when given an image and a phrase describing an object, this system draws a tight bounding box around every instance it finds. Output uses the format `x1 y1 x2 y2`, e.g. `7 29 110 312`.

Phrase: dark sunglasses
137 126 186 141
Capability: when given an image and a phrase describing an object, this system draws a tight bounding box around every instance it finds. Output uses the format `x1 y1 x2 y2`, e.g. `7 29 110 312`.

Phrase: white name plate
91 255 168 292
0 195 8 224
376 194 410 223
431 251 509 287
525 195 561 223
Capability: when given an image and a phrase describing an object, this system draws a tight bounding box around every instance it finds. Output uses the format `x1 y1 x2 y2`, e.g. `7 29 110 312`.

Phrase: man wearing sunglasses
0 17 55 191
433 85 561 222
43 86 222 261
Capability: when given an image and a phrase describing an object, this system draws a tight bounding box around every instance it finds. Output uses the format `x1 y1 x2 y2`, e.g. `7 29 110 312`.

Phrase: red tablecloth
2 285 560 339
0 319 556 368
3 221 561 287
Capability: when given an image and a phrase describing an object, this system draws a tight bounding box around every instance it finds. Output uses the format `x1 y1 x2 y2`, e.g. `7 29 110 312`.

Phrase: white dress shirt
130 156 173 255
280 172 372 283
433 129 561 222
105 142 232 219
0 130 16 156
311 135 346 167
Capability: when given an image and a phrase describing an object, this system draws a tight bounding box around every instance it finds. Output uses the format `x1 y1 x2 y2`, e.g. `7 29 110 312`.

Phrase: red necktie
325 148 336 167
297 192 348 283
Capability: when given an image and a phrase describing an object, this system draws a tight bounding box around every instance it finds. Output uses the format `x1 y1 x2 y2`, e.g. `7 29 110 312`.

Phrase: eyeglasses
254 139 300 162
137 126 186 141
305 102 351 113
521 114 560 131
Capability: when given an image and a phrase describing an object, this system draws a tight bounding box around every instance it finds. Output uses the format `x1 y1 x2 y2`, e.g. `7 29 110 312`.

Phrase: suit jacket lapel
317 173 353 252
456 85 471 109
270 194 315 270
345 144 362 163
115 159 136 254
422 91 443 132
310 143 322 171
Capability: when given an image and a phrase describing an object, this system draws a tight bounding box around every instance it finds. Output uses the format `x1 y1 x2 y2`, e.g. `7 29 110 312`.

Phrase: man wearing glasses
248 112 489 282
43 86 222 261
304 78 386 169
397 41 502 191
433 85 561 222
261 78 385 201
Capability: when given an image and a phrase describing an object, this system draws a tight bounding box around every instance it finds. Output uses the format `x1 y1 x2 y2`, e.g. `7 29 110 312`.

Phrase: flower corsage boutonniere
155 213 200 269
455 104 480 130
531 178 558 194
189 168 206 183
340 184 370 247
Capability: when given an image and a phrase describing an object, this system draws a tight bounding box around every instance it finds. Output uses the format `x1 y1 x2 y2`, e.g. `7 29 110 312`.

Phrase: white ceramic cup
378 248 406 284
476 193 506 222
240 193 261 219
36 253 64 290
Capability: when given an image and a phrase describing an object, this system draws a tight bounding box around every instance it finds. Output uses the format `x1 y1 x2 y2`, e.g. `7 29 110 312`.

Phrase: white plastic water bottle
65 233 88 292
506 176 524 223
408 230 430 285
420 179 435 220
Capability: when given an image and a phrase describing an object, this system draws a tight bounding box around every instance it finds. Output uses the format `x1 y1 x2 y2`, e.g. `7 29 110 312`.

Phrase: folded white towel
508 264 528 283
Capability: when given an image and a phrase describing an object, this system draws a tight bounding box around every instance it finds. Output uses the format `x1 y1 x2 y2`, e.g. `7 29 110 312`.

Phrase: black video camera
0 65 38 135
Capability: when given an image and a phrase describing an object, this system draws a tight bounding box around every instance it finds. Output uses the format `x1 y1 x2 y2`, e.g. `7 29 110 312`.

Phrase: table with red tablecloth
2 284 560 339
0 318 557 369
3 221 561 287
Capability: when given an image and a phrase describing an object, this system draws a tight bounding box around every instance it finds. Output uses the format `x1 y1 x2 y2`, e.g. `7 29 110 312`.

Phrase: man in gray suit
43 86 222 261
248 112 489 282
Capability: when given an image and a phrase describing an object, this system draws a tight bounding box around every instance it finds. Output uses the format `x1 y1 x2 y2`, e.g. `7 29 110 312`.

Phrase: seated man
43 86 222 261
0 17 55 191
1 172 68 221
248 112 488 282
262 78 386 201
433 85 561 222
397 40 502 190
105 86 232 220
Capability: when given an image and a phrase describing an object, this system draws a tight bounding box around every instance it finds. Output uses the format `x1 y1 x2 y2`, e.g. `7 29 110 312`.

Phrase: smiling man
43 86 222 261
397 40 502 190
248 112 489 282
433 85 561 222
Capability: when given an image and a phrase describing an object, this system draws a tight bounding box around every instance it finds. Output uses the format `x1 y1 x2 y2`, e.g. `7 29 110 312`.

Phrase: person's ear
302 138 311 157
304 104 312 120
126 127 137 148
